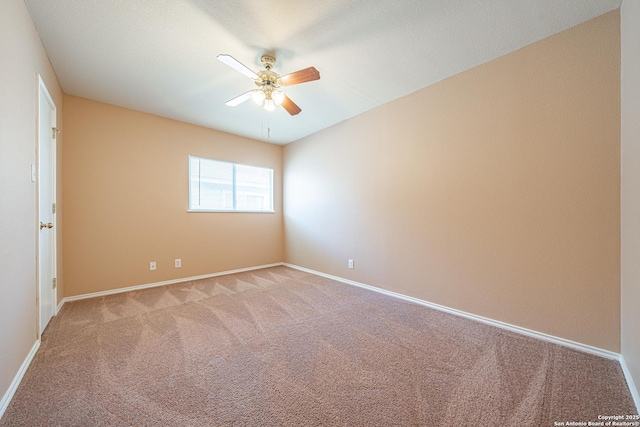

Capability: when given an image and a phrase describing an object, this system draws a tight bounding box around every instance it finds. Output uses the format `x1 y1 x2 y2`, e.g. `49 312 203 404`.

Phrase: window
189 156 274 212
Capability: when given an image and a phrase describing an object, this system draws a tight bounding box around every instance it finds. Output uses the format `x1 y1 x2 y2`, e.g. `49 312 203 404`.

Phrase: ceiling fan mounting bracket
260 54 276 69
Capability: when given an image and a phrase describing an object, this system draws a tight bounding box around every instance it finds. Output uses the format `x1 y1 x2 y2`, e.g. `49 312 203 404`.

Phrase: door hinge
52 278 57 289
52 127 60 139
52 203 56 214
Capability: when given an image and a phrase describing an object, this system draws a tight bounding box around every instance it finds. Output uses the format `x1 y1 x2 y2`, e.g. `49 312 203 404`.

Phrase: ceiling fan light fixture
264 99 276 111
252 89 266 105
272 90 285 106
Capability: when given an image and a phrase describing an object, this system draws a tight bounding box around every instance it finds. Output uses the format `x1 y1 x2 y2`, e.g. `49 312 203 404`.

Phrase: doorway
37 75 57 335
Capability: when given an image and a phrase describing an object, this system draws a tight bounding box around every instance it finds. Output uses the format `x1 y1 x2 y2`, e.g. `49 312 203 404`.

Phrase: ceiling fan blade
217 54 258 79
281 95 302 116
280 67 320 86
225 91 254 107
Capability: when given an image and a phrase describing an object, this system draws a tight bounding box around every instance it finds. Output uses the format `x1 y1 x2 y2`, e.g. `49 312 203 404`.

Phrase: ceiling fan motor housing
256 69 281 89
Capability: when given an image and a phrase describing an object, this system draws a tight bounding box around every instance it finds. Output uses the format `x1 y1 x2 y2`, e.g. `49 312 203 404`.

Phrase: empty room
1 0 639 425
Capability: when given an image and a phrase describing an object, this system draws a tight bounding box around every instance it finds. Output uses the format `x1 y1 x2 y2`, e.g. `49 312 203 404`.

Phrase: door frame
36 74 57 336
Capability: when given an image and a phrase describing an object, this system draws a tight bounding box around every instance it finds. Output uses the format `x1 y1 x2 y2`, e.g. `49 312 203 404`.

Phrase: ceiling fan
217 53 320 116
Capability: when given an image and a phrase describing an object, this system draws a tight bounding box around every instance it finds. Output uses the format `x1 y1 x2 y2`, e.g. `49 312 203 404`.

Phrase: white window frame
188 155 274 213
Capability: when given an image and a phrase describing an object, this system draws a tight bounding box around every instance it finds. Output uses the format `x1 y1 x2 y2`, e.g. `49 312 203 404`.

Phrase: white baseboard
57 263 284 308
620 355 640 414
283 263 621 361
0 340 40 419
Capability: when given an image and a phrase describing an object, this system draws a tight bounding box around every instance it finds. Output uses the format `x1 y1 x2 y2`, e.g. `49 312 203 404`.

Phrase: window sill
187 209 276 214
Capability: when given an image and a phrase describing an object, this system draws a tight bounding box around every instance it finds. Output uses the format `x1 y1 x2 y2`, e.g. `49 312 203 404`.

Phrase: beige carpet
1 266 636 426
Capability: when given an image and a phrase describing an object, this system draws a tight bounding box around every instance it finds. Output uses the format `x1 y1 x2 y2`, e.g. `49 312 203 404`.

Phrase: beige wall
62 96 283 297
284 12 621 351
0 0 63 407
621 0 640 405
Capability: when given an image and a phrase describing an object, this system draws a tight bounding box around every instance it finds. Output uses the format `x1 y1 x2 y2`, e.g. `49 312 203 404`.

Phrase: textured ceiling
24 0 621 144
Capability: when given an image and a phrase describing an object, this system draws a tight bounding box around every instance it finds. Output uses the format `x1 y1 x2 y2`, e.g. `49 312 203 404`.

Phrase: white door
38 76 57 335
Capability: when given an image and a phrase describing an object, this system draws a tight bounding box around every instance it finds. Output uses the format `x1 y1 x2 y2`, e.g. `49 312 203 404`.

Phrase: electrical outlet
348 259 354 269
175 259 181 268
150 261 156 271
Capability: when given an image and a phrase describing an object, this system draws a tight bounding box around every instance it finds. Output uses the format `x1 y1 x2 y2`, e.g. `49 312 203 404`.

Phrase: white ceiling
24 0 621 145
